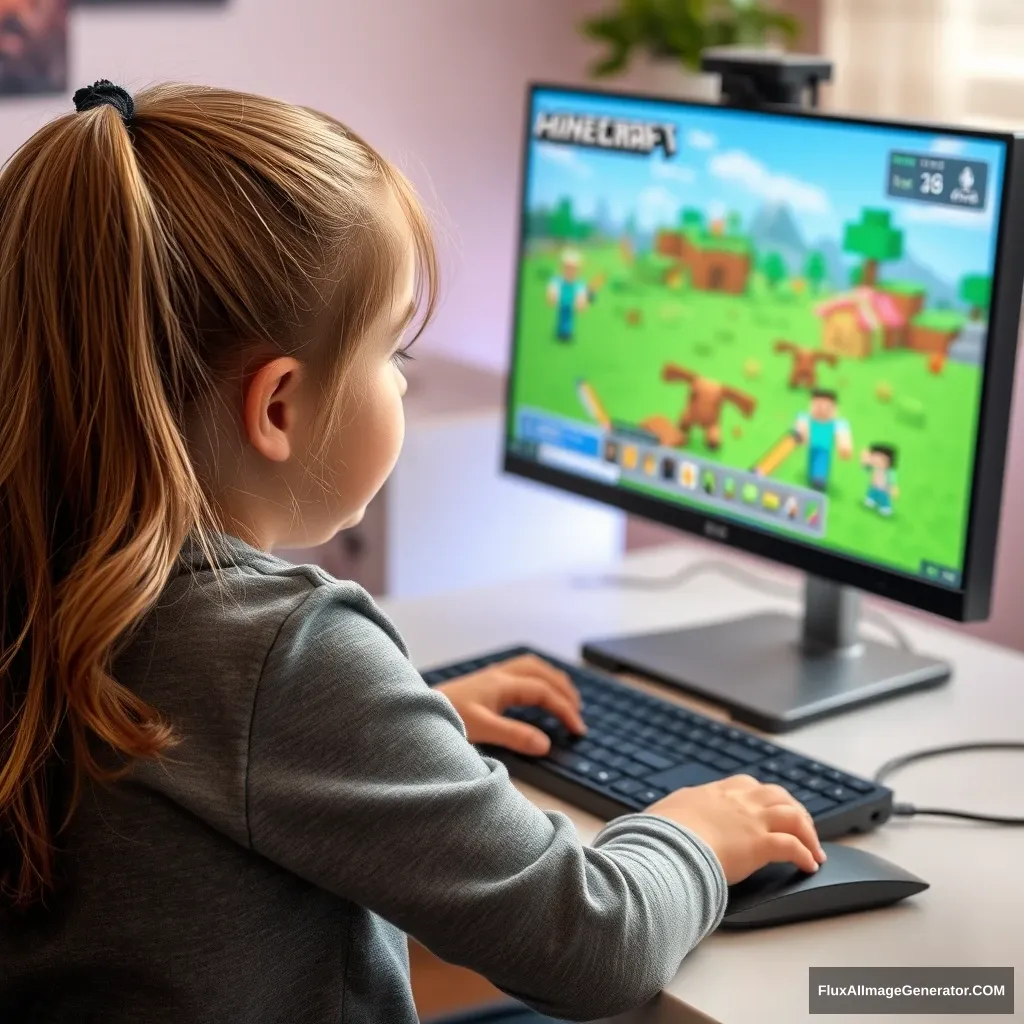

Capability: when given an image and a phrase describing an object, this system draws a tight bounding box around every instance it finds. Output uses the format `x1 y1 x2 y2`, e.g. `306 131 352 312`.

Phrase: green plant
582 0 799 77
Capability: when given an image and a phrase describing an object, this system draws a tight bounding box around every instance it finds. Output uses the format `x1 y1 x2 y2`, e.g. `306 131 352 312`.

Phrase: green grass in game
511 242 983 578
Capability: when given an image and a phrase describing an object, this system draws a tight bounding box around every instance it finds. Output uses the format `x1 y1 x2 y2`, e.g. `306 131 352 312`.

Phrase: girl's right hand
646 774 827 885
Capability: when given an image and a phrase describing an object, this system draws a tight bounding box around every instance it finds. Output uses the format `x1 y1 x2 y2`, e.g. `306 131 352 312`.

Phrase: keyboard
421 646 893 841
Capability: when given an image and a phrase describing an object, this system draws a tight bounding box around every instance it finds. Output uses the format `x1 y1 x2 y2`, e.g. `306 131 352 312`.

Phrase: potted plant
580 0 800 100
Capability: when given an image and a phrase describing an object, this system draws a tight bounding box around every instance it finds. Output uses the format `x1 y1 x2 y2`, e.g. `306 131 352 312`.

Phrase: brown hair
0 83 438 907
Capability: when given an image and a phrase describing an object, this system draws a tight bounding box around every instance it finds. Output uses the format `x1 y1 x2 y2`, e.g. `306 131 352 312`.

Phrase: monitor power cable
573 559 1023 826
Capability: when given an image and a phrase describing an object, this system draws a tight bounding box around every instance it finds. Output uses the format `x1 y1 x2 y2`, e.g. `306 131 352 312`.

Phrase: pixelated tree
805 250 827 293
762 252 787 290
680 208 705 231
843 209 903 287
549 198 577 240
960 274 992 321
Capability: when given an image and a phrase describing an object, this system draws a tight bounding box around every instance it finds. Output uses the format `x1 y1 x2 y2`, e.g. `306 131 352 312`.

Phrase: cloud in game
708 149 830 213
687 129 717 150
930 137 965 156
651 161 697 185
536 142 592 177
636 185 681 229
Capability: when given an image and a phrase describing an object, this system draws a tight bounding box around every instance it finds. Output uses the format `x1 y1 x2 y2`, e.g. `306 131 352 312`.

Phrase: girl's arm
246 582 727 1023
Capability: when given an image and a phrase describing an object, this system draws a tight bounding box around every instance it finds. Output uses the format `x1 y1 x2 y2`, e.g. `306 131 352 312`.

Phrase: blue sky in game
526 86 1008 288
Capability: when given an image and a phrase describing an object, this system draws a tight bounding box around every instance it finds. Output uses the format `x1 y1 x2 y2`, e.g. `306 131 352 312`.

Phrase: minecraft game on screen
508 87 1008 589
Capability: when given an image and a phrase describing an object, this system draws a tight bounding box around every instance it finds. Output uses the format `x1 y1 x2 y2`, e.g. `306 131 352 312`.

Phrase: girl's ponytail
0 80 438 910
0 87 210 907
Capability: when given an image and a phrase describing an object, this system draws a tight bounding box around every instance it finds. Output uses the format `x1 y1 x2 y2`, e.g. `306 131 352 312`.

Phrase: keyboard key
548 750 593 775
823 768 845 783
647 763 721 790
612 778 644 797
612 740 640 757
605 754 629 770
762 760 785 775
710 755 742 773
686 747 715 766
792 788 817 803
704 736 728 751
845 777 875 793
721 743 762 765
803 796 838 816
687 728 710 744
637 787 667 804
633 750 676 772
824 785 854 803
705 721 725 734
805 776 829 792
592 769 621 785
782 767 807 783
585 746 617 767
620 760 652 779
725 727 745 741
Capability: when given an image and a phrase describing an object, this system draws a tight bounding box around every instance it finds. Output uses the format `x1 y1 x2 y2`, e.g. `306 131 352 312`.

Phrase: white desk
381 544 1024 1024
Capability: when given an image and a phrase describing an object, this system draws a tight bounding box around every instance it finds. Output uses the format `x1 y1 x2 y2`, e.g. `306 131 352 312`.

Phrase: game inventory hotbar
516 406 828 539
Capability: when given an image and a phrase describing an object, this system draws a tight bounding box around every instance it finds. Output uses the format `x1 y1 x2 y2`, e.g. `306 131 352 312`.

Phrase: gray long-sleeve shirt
0 535 727 1023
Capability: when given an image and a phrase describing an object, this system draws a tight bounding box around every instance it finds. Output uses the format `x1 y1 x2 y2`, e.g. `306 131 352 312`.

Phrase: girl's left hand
435 654 587 756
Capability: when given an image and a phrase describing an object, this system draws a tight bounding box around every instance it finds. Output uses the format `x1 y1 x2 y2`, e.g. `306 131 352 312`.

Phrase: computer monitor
503 82 1024 731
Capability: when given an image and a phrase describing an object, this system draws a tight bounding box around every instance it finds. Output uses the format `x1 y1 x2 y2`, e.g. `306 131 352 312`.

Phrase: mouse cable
571 558 914 652
874 741 1024 826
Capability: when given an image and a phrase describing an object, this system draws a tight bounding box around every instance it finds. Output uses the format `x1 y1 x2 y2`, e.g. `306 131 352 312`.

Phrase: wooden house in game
907 311 966 354
655 229 752 295
816 288 907 358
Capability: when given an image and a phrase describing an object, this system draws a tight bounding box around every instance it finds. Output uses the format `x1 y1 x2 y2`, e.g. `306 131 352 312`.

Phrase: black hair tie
72 80 134 122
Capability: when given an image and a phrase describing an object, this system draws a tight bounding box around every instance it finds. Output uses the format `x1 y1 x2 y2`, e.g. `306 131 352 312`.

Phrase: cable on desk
874 741 1024 826
573 558 913 652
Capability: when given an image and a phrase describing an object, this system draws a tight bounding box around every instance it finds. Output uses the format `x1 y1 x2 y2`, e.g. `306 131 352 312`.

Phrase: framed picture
0 0 67 96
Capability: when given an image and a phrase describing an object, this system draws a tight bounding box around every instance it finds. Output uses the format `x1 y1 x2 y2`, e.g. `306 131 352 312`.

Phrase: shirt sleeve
246 582 728 1022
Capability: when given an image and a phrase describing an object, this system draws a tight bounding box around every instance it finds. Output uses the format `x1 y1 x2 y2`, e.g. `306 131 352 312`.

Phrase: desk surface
380 544 1024 1024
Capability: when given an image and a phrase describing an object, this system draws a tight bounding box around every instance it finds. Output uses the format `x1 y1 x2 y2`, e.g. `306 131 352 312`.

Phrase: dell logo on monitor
704 521 728 541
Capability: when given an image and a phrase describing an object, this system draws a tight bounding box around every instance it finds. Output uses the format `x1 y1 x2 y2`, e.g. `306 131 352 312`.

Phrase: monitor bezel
503 82 1024 622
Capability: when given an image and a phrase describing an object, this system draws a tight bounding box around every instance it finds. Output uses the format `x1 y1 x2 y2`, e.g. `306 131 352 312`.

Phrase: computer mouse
719 842 928 930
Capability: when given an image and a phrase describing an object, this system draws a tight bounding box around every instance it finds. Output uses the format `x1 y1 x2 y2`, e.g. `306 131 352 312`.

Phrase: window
822 0 1024 129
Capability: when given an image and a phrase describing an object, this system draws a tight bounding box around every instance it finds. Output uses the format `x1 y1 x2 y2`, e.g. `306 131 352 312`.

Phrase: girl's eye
392 345 414 367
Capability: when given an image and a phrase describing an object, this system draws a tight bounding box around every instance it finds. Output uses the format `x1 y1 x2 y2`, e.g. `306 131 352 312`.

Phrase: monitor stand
581 576 952 733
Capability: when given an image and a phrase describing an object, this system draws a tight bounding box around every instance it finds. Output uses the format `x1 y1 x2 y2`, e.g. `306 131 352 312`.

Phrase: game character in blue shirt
794 389 853 491
547 249 591 342
862 444 899 515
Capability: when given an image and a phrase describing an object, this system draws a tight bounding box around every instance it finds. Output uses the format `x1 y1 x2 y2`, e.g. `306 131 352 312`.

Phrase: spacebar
646 762 722 790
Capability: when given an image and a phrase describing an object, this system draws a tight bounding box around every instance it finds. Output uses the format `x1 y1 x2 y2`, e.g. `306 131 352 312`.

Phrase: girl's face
313 238 415 537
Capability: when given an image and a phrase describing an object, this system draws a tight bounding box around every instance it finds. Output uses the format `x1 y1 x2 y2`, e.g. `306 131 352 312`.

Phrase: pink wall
0 0 604 374
3 0 1022 653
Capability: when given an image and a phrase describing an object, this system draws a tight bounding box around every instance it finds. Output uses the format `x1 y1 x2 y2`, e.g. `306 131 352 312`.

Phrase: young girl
0 81 824 1023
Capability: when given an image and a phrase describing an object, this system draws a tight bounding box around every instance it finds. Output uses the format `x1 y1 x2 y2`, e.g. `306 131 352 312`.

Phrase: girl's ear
241 356 304 462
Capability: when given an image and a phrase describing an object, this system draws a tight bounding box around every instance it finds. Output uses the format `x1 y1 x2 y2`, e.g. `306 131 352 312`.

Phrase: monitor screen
506 86 1011 592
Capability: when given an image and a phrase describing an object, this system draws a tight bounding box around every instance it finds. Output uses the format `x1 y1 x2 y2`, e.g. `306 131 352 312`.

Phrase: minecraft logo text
533 111 678 158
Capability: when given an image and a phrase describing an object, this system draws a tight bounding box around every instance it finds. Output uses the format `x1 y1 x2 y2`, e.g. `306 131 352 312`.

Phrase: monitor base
581 610 951 734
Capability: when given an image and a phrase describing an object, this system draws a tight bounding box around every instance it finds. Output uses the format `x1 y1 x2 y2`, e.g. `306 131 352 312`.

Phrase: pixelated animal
773 341 838 389
625 308 643 325
646 363 758 451
875 381 894 404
